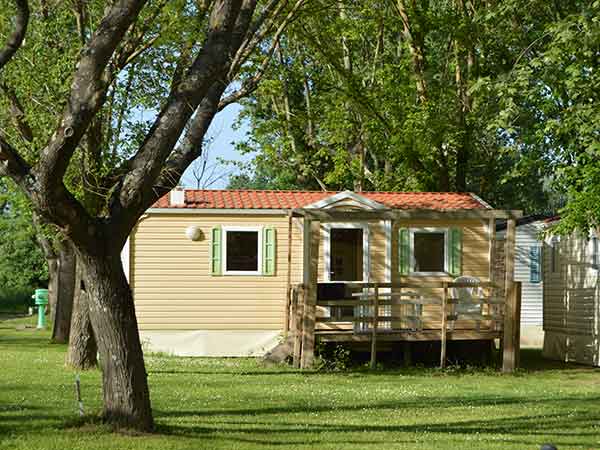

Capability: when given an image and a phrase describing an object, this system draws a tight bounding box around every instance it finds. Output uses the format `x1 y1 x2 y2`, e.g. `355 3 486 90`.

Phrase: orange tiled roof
152 190 491 210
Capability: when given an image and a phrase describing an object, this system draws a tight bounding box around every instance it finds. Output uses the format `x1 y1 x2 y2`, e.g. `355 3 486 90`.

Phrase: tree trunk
455 123 469 192
397 0 428 103
454 0 475 192
52 240 76 343
47 257 59 321
79 249 153 431
66 260 97 369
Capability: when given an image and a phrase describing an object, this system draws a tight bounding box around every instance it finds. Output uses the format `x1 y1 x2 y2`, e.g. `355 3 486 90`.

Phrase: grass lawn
1 315 600 450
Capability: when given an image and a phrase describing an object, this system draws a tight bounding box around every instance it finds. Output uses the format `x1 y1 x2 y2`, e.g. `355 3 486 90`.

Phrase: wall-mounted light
186 225 204 241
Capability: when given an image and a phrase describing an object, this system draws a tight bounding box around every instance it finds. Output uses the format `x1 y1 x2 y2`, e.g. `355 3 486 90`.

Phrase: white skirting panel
139 330 282 357
543 330 600 367
520 325 544 348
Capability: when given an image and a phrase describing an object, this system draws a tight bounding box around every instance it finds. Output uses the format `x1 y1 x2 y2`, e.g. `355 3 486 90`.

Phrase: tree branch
0 82 34 142
0 0 29 72
0 132 98 250
35 0 147 189
394 0 428 103
228 0 285 75
302 24 393 133
156 81 226 191
110 0 169 78
153 0 281 199
218 0 306 111
0 132 32 190
111 0 249 230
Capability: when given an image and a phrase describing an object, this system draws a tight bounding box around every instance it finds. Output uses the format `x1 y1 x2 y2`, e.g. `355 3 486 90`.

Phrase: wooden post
502 218 517 373
502 281 522 372
488 217 496 284
440 282 448 369
300 220 319 369
292 286 304 368
370 285 379 369
488 217 499 334
284 211 293 336
289 286 296 335
514 281 522 368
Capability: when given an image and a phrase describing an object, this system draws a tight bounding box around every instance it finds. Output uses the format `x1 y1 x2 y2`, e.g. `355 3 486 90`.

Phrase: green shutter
449 227 462 277
398 228 410 275
263 227 276 276
210 226 222 276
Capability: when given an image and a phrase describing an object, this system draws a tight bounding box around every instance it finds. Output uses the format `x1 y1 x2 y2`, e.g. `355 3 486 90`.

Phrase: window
411 229 448 274
400 227 461 276
529 245 542 283
398 228 450 275
223 227 262 275
591 236 598 270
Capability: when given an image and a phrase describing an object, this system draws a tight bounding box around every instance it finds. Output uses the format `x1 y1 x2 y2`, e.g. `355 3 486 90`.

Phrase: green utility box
33 289 49 329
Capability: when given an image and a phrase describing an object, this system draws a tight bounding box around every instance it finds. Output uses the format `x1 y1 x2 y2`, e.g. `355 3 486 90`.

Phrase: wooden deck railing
288 281 521 371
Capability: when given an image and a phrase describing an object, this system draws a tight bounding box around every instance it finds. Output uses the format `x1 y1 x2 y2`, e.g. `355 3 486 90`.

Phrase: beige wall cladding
131 214 303 330
390 219 492 330
132 214 493 333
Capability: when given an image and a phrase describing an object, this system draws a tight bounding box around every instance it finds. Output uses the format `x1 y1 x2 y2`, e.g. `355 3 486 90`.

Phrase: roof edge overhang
146 208 289 215
146 207 522 220
294 208 523 221
496 213 559 231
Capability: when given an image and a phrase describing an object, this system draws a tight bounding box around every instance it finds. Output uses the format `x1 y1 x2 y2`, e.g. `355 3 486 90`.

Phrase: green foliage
231 1 588 216
315 342 353 371
491 1 600 232
0 286 33 313
0 181 47 291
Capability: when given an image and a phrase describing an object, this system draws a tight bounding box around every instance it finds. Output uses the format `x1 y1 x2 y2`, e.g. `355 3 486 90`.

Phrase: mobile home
543 223 600 366
124 189 521 368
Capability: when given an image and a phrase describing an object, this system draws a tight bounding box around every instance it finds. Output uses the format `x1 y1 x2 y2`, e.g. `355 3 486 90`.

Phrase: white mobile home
497 215 554 347
543 225 600 366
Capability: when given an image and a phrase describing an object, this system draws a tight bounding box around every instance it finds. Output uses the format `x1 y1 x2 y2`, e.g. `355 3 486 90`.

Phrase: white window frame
222 226 263 276
322 222 370 282
409 227 449 276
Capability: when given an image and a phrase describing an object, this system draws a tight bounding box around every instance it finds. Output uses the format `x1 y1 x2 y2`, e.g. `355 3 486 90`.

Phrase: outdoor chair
451 275 483 331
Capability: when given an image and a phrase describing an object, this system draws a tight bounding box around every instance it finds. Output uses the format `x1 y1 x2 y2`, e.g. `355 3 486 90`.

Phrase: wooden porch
288 280 522 371
282 204 523 372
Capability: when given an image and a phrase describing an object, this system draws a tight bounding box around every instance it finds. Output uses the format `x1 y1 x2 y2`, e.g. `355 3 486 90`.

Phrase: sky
181 103 252 189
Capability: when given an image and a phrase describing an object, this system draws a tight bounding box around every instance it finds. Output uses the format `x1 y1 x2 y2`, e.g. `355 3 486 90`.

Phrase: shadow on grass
153 409 600 447
3 392 598 448
147 349 595 377
155 392 600 420
518 348 597 372
0 335 65 350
